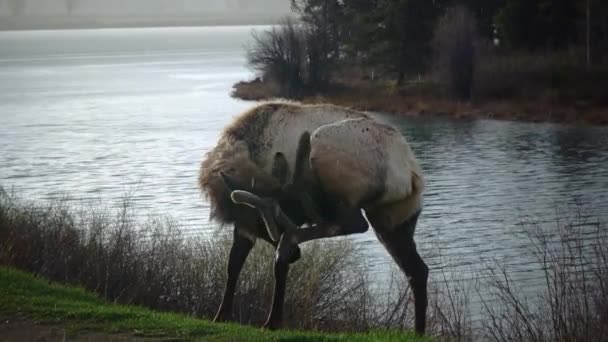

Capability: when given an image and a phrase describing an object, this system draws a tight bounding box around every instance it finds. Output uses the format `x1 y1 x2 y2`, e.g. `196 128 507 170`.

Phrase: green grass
0 267 429 341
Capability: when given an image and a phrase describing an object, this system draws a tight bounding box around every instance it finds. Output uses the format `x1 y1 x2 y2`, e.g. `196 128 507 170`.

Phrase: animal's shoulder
312 117 401 143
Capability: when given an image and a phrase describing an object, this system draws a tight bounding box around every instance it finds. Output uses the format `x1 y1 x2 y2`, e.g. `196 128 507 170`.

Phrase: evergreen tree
291 0 343 86
357 0 443 83
495 0 582 49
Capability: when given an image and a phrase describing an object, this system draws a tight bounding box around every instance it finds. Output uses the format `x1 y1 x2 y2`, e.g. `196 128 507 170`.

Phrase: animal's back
251 103 369 179
200 102 423 226
310 118 424 223
199 102 367 224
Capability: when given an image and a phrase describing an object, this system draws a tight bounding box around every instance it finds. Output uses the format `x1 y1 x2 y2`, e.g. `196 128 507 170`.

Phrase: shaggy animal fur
199 102 428 333
199 102 387 226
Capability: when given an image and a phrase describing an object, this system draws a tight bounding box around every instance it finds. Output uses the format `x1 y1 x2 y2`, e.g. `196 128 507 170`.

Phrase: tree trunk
586 0 592 67
397 71 405 86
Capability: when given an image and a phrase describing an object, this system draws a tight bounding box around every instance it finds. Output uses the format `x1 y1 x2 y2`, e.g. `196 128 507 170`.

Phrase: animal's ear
272 152 289 186
293 132 312 185
220 159 283 197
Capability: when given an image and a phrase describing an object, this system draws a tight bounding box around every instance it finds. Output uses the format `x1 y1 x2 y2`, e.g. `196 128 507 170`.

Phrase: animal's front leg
262 241 290 330
214 228 255 323
264 209 369 329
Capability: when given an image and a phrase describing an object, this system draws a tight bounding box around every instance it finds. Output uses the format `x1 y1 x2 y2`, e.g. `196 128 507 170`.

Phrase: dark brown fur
198 103 291 225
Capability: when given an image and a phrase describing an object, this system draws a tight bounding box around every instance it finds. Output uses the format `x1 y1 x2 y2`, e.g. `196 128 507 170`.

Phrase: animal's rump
310 118 423 210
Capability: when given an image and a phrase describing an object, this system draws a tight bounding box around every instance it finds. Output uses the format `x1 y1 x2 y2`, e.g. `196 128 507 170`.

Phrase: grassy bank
0 188 420 335
233 52 608 126
0 267 427 341
2 187 607 340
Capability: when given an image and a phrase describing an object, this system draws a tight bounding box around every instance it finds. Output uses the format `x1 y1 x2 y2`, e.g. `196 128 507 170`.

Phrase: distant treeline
0 0 291 29
245 0 608 102
1 0 290 16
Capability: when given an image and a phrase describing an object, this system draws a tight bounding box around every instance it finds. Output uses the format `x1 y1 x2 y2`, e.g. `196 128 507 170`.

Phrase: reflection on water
1 27 607 323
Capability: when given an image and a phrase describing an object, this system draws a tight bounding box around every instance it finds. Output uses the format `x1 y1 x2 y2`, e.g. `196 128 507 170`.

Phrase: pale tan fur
199 102 423 227
310 118 424 227
255 103 369 179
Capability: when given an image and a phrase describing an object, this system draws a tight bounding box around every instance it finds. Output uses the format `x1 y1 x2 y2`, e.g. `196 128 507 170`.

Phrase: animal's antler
223 132 322 250
223 147 302 245
230 190 298 242
230 190 298 263
230 133 319 260
288 132 323 223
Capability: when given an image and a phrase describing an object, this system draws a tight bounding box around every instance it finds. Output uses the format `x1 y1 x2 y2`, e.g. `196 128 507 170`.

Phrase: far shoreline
232 79 608 127
0 15 281 32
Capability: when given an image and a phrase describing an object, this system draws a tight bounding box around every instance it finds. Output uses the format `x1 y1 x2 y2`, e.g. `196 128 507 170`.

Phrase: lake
1 26 607 323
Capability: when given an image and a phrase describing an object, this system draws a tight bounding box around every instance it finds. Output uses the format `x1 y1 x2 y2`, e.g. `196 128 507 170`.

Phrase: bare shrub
6 186 604 338
478 208 608 341
246 17 306 97
0 187 413 332
246 16 338 97
432 6 477 101
428 266 474 341
423 234 474 342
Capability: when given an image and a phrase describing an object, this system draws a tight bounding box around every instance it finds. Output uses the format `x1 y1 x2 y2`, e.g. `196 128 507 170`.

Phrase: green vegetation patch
0 267 429 341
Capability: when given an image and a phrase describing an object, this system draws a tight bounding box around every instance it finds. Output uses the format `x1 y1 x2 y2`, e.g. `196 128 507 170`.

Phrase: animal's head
222 131 313 200
219 160 283 198
221 132 322 241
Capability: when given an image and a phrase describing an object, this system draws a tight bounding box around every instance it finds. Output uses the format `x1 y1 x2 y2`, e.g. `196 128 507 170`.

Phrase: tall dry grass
2 186 606 340
0 187 414 332
477 208 608 341
474 48 608 107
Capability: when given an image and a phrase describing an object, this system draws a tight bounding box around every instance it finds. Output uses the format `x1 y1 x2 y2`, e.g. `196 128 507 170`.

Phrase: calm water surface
1 27 607 321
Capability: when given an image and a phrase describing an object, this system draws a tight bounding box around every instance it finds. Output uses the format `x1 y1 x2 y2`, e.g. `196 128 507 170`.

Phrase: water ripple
1 27 608 322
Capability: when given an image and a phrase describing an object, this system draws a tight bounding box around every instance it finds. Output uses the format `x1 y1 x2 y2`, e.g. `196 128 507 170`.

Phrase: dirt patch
0 318 181 342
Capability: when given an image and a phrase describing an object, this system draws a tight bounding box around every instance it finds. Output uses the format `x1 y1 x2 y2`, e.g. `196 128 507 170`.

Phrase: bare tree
586 0 592 67
291 0 341 88
432 6 478 101
246 17 306 97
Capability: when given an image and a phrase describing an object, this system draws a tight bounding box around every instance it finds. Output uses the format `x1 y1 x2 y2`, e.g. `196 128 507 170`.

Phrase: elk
199 102 428 334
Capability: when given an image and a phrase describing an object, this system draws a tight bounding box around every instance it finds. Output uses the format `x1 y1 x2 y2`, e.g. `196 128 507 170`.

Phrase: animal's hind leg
288 208 369 246
274 207 368 265
214 227 255 323
370 210 428 334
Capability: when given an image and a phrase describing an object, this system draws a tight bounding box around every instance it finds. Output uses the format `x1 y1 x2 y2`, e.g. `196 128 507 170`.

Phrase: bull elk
199 102 428 334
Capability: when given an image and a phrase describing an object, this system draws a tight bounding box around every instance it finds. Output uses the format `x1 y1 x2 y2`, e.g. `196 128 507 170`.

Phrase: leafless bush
246 17 306 97
422 233 474 342
246 16 337 97
0 188 412 332
432 6 477 101
478 208 608 341
428 267 474 341
6 186 603 338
